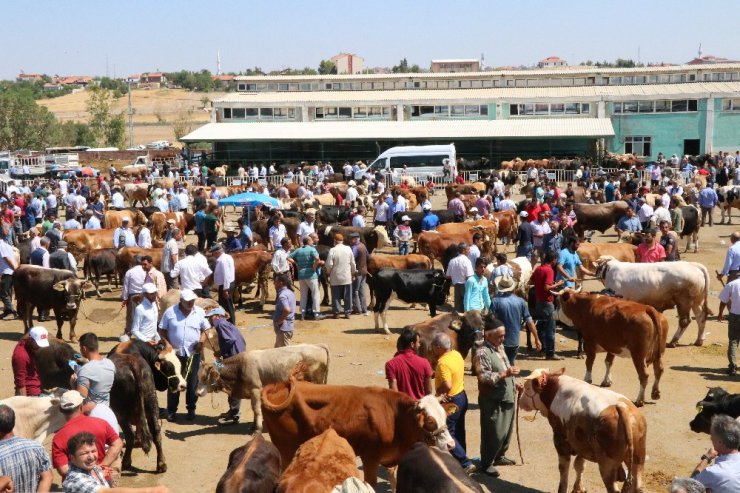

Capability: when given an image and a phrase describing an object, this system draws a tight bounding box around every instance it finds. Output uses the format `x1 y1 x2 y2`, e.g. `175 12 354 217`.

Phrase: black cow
83 248 118 296
370 269 450 334
13 265 87 341
393 210 456 234
397 442 484 493
27 336 84 390
17 237 34 265
317 224 383 253
317 206 351 225
690 387 740 434
679 204 700 253
216 433 281 493
109 339 186 393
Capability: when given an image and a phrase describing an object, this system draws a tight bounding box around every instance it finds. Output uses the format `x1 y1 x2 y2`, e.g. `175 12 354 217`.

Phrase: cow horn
549 288 565 296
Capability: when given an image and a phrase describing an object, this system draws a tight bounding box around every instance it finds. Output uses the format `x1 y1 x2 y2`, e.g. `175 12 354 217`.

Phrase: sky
2 0 739 80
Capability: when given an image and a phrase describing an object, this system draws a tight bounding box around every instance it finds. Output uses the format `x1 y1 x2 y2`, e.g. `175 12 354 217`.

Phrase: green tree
106 114 126 149
172 109 195 141
0 92 59 149
318 59 337 75
392 58 420 73
85 86 126 148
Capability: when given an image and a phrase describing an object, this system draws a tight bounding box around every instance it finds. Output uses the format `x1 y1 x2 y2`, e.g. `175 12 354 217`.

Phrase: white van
355 144 455 181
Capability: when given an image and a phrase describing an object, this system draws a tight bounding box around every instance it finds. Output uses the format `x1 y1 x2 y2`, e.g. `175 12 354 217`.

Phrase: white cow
595 256 710 346
195 344 330 431
484 256 532 297
0 390 65 443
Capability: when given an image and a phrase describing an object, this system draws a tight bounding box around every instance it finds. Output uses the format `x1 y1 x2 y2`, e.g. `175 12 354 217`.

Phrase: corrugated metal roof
181 119 615 142
233 63 740 81
214 82 740 105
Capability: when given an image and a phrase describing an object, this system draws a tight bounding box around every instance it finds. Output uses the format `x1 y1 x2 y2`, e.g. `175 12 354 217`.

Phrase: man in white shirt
268 217 287 251
130 283 160 344
345 181 359 208
83 210 101 229
121 255 166 340
352 207 366 228
637 199 655 230
170 244 212 297
259 164 267 178
272 237 291 276
161 229 181 290
154 192 169 213
113 218 137 249
110 188 125 210
296 211 316 243
374 195 390 227
446 242 474 313
177 189 190 212
0 234 17 319
498 191 517 212
138 220 152 248
325 234 356 319
530 211 552 264
211 244 236 322
237 166 246 180
64 216 82 230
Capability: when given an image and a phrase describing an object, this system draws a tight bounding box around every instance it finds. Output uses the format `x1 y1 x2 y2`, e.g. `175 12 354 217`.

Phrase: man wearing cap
393 215 413 255
84 209 102 229
206 307 246 423
446 242 474 313
113 218 136 249
290 235 323 321
514 211 533 260
421 205 439 231
0 404 53 493
0 230 17 320
211 243 236 322
159 289 209 421
122 255 167 339
130 283 161 344
12 327 47 396
223 226 242 252
49 240 77 274
171 244 212 297
325 233 356 319
296 210 316 244
51 390 123 478
161 229 181 290
490 276 541 364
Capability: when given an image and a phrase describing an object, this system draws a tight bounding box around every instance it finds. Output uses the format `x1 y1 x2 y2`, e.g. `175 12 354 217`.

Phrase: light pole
127 79 134 148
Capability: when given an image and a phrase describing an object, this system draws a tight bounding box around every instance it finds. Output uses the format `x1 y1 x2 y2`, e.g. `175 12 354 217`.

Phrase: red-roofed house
212 74 235 88
59 76 93 87
687 54 739 65
16 72 43 83
538 56 568 68
141 72 167 84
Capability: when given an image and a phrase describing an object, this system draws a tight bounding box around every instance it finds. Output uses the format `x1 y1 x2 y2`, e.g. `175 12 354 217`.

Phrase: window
411 106 434 117
315 108 324 119
259 108 273 118
550 103 565 115
521 104 534 115
464 105 480 116
245 108 258 118
223 108 232 119
267 84 278 91
278 84 288 91
273 108 292 119
723 99 740 111
354 107 367 118
300 83 311 91
613 102 622 114
622 101 638 113
565 102 581 114
336 107 351 118
655 100 671 112
625 136 652 157
245 83 256 91
535 103 549 115
232 108 246 119
581 103 590 114
634 76 646 84
237 84 247 92
609 77 622 85
325 83 332 90
288 84 299 91
325 107 338 118
638 101 654 113
510 104 519 116
451 105 465 116
480 105 489 116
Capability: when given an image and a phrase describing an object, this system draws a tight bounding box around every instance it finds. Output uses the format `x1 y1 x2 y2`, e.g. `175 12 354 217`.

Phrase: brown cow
150 211 195 240
277 428 363 493
116 247 164 282
554 290 668 407
406 311 484 366
104 209 147 229
573 201 630 238
576 243 637 281
367 253 431 308
444 184 478 202
491 209 517 244
123 183 149 207
231 250 273 307
252 218 300 249
436 219 498 250
216 434 281 493
261 379 455 485
63 229 115 262
519 368 646 493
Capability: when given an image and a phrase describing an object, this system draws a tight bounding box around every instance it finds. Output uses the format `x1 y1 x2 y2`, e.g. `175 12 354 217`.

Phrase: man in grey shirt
75 333 116 406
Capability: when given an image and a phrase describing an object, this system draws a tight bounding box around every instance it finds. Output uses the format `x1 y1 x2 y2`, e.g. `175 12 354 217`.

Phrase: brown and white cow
554 290 668 406
216 433 281 493
519 368 646 493
261 380 455 485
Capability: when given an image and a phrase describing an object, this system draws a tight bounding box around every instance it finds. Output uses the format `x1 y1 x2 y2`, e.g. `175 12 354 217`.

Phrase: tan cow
123 183 150 207
576 243 637 283
63 229 115 262
104 209 147 229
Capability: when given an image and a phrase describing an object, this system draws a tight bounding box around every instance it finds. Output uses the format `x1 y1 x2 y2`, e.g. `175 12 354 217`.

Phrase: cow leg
557 453 571 493
631 354 649 407
601 353 616 387
361 457 380 486
68 316 78 343
597 462 621 493
93 274 102 297
250 388 263 432
651 354 664 401
667 307 691 347
52 309 65 341
144 386 167 473
693 231 699 253
583 346 596 384
571 456 586 493
692 302 707 346
120 422 135 471
384 465 398 492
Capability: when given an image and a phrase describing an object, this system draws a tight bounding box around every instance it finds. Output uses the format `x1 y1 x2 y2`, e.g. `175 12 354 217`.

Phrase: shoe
494 456 516 466
314 314 325 321
186 411 195 421
546 354 565 361
344 313 350 319
119 334 130 342
166 413 177 423
464 464 478 475
484 465 500 477
729 367 737 376
218 415 239 425
362 312 369 317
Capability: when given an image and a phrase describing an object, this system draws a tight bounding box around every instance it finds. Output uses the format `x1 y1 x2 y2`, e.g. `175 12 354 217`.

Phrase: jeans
504 345 519 366
516 243 532 261
227 396 241 418
398 242 409 255
352 275 367 314
536 301 556 356
447 391 471 468
167 353 201 415
728 314 740 371
299 278 321 315
0 274 14 314
218 283 236 323
331 284 352 315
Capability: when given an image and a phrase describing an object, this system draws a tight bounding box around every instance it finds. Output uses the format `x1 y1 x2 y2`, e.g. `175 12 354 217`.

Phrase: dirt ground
2 192 740 492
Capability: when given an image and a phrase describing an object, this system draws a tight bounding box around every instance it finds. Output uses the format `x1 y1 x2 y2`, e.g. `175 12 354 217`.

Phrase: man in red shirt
636 228 666 263
525 200 541 223
531 251 565 360
51 390 122 479
385 328 433 400
11 328 48 396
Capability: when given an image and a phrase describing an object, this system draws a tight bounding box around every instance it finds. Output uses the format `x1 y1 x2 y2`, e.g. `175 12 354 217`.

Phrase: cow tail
318 343 330 384
645 308 665 364
137 377 155 455
616 402 635 491
700 263 710 321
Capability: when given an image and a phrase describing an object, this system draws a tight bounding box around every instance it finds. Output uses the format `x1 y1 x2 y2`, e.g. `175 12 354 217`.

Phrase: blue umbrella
218 192 278 209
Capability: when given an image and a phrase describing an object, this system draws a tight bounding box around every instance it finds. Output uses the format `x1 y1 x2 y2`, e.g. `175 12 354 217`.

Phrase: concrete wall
713 98 740 152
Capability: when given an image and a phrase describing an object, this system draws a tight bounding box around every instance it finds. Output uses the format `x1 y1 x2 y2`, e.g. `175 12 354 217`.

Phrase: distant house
212 74 235 88
330 53 365 74
16 72 43 83
430 59 480 73
538 56 568 68
59 76 93 87
126 74 141 84
141 72 166 84
43 83 64 91
687 54 739 65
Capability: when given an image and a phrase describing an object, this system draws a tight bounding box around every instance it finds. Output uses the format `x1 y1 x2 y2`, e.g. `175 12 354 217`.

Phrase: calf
261 380 455 485
277 429 363 493
396 442 484 493
196 343 330 431
370 269 450 334
554 289 668 406
0 390 66 443
216 433 281 493
519 369 646 493
690 387 740 433
84 248 119 296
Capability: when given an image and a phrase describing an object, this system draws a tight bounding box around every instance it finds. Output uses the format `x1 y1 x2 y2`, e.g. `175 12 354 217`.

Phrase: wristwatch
701 454 711 462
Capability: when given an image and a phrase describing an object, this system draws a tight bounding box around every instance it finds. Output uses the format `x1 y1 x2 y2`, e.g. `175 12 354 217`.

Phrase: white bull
0 390 66 443
595 256 709 347
484 256 532 297
195 343 330 431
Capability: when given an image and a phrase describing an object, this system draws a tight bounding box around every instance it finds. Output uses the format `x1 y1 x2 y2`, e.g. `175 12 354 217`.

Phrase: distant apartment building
431 59 480 73
330 53 364 74
538 56 568 68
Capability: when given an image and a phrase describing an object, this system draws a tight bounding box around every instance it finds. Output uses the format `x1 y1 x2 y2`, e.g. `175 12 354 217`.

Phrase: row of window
410 105 489 118
612 99 698 114
235 71 740 92
223 107 296 119
624 136 652 157
510 102 590 116
314 106 392 119
723 99 740 111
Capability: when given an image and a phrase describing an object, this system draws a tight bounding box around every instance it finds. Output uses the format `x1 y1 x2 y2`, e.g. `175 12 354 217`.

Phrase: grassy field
38 88 225 145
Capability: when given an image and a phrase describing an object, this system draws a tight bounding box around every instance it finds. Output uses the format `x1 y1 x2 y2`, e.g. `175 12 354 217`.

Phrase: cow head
52 278 86 311
414 395 455 451
431 270 450 305
519 368 566 415
154 344 186 393
449 311 484 358
593 255 616 280
196 362 222 397
373 225 391 249
690 387 731 433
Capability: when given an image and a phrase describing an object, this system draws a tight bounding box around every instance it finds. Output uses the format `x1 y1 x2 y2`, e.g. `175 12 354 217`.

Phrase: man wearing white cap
130 283 161 344
12 327 47 396
211 243 236 322
112 217 136 249
159 289 209 422
421 205 439 231
122 255 166 340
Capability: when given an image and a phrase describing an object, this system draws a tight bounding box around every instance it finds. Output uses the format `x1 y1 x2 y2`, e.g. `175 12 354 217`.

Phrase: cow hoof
576 354 585 360
600 381 612 388
666 341 678 348
122 459 132 471
634 400 645 408
156 463 167 474
694 340 704 347
652 390 661 400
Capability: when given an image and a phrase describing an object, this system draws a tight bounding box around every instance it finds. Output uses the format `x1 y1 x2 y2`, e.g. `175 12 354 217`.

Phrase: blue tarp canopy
218 192 278 209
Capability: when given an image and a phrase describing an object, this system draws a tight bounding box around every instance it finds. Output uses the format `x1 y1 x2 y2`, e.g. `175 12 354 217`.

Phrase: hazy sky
3 0 739 80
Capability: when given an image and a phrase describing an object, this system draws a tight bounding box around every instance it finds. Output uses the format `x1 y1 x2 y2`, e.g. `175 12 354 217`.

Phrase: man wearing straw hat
490 275 541 365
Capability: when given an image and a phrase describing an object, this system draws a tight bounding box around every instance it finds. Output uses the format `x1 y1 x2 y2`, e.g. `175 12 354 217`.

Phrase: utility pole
127 79 134 148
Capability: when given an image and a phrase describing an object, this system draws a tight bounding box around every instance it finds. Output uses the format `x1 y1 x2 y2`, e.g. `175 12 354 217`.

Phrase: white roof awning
181 119 615 143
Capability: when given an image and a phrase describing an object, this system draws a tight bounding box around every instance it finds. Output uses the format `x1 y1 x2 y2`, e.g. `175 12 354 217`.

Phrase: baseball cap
519 211 528 218
29 326 50 348
401 215 411 222
180 289 198 302
206 307 226 318
142 283 157 294
422 204 432 211
60 390 84 410
122 217 130 223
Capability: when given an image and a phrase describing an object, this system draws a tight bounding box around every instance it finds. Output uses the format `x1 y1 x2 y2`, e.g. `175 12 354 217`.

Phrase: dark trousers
479 398 515 469
167 353 201 415
331 284 352 315
447 391 471 468
504 345 519 366
196 232 206 252
536 301 556 356
164 273 178 290
701 206 714 227
218 283 236 323
454 284 465 313
352 275 367 314
0 274 14 314
206 233 217 249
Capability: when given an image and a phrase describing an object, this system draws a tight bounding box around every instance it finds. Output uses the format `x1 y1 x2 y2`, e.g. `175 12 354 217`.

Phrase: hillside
38 88 226 145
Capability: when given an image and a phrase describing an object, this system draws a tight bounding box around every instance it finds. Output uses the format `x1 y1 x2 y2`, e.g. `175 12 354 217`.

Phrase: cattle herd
1 154 740 493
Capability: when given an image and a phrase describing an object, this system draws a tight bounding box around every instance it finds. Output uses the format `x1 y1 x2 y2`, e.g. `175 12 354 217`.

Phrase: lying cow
519 368 646 493
370 269 450 334
573 201 630 238
261 379 455 485
595 256 710 346
690 387 740 433
216 433 281 493
277 429 364 493
554 289 668 406
196 343 330 431
0 390 66 443
396 442 484 493
406 311 484 366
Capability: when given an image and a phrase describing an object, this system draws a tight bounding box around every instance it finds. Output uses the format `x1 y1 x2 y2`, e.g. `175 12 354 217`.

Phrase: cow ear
441 403 459 416
449 320 462 331
154 361 161 370
416 410 426 428
53 282 66 292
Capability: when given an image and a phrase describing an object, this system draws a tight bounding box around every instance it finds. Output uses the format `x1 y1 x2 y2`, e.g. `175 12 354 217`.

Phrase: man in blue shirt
604 181 615 202
489 275 541 364
698 183 719 227
556 237 593 288
615 207 642 240
421 205 440 231
112 218 137 249
691 414 740 492
206 307 246 424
